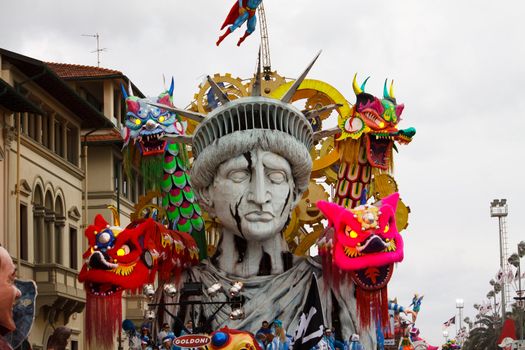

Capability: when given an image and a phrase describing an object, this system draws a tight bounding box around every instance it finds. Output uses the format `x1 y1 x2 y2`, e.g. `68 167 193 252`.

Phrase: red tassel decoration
355 286 389 329
85 292 122 350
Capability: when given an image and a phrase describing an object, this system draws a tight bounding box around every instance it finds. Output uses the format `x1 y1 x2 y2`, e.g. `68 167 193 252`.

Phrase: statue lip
244 211 274 222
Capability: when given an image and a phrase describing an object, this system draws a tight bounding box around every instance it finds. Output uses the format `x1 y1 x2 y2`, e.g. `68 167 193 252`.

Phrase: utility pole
81 33 107 67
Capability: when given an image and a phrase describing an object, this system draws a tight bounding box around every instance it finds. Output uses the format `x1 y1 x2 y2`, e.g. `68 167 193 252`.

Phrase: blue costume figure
409 294 423 313
409 294 424 322
267 320 292 350
217 0 263 46
347 334 364 350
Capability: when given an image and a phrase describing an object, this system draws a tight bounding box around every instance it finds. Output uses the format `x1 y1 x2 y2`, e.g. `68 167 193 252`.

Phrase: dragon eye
159 116 165 122
117 245 131 256
345 226 358 238
384 225 389 233
134 118 141 126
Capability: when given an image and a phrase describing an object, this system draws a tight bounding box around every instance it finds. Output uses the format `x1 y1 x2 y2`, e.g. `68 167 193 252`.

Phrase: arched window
44 190 54 263
32 185 45 263
54 195 65 265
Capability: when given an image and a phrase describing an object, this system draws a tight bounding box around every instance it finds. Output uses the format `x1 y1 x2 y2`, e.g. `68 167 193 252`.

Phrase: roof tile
47 62 123 79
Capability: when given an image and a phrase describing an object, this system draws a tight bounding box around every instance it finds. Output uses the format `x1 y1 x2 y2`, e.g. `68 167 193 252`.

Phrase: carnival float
76 2 438 350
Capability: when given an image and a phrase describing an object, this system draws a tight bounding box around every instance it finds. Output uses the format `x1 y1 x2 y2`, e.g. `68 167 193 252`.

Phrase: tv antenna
81 33 107 67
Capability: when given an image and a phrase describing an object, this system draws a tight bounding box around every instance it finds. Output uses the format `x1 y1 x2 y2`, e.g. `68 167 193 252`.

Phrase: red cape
220 0 247 30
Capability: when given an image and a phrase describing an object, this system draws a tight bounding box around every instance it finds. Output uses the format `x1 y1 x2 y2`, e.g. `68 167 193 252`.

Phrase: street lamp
490 199 509 320
456 299 464 340
443 330 449 343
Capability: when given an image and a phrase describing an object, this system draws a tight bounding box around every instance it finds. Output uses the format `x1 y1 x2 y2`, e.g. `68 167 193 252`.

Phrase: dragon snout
144 120 158 130
88 251 118 270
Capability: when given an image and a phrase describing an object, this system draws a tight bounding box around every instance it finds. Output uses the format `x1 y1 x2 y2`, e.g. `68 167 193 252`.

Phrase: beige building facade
0 48 147 350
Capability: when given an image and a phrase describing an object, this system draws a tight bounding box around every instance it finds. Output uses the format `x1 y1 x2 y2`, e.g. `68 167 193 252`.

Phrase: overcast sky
1 0 525 346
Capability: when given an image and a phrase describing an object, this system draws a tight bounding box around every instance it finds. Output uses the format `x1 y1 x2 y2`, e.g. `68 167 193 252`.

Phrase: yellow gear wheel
131 190 166 222
270 79 347 178
311 137 339 184
370 174 399 199
203 213 221 257
246 71 287 97
297 181 329 224
395 199 410 233
293 224 324 256
270 79 351 119
283 207 301 244
370 174 410 232
193 73 248 114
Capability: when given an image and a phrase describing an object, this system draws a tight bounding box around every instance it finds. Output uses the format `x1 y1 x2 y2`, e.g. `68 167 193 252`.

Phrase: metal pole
16 113 21 277
96 33 100 67
459 306 463 333
519 259 523 340
498 216 507 320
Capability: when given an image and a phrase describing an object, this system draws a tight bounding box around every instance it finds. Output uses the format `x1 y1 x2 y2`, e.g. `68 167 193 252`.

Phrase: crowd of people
133 319 365 350
136 321 195 350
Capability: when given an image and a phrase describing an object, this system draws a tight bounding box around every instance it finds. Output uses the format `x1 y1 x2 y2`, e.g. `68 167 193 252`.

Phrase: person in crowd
46 327 72 350
256 321 273 336
161 334 177 350
314 328 335 350
141 336 153 350
0 245 22 350
181 321 193 335
157 323 172 346
140 325 155 348
255 332 267 349
267 320 291 350
347 334 364 350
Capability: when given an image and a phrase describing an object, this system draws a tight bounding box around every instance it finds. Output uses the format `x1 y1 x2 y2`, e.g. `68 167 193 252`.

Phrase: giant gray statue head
191 97 313 242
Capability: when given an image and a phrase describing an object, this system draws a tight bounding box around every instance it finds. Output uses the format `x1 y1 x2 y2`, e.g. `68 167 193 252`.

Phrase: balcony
33 263 85 323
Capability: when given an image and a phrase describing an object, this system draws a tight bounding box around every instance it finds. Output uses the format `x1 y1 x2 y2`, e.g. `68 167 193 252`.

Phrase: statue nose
145 119 157 130
249 175 271 204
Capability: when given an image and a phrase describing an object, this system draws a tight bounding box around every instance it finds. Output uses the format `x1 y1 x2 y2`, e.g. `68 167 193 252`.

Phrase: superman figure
216 0 263 46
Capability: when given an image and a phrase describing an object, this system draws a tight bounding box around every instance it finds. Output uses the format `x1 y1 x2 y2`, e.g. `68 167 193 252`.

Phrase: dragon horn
352 73 363 95
207 75 231 104
120 83 129 100
361 76 370 92
389 80 395 99
383 79 391 99
280 50 321 103
169 77 175 97
251 46 262 97
107 205 120 227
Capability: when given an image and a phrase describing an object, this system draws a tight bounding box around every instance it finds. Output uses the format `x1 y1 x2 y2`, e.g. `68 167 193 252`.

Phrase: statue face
206 149 296 242
0 247 21 332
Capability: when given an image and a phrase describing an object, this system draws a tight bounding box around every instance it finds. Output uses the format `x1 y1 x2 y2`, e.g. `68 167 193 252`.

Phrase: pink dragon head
317 193 404 271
